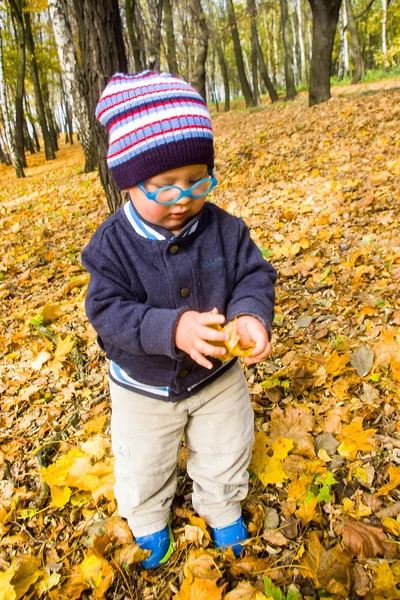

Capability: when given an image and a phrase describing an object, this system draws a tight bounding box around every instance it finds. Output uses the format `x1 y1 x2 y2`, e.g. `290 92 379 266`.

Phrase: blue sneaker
136 523 174 569
211 516 248 557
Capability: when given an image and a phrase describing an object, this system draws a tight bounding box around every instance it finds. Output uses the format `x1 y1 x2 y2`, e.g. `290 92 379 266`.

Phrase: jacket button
180 287 190 298
170 245 179 255
179 369 189 378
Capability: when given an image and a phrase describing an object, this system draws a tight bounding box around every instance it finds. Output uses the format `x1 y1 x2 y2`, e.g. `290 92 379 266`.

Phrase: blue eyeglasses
138 169 218 205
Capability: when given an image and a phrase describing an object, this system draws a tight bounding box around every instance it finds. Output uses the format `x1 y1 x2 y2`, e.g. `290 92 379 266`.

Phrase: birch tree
48 0 96 171
0 20 24 177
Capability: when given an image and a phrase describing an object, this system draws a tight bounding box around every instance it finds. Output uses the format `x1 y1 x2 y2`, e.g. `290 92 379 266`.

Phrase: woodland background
0 0 400 599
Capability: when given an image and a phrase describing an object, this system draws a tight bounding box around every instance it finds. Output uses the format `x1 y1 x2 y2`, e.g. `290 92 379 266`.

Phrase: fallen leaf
269 406 315 458
300 531 351 597
350 345 374 377
174 577 226 600
376 465 400 496
249 432 293 486
337 418 376 459
342 519 394 559
210 319 254 363
224 581 269 599
370 561 400 599
352 563 370 597
230 556 271 577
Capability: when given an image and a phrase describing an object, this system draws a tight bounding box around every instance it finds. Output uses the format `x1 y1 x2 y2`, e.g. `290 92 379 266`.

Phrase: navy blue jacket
81 201 277 401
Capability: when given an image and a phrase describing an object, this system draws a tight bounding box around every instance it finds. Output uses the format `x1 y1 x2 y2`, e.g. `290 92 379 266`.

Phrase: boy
81 71 277 568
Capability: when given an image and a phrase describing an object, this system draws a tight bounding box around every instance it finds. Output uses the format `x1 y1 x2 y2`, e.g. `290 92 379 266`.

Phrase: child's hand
235 315 271 365
175 308 229 369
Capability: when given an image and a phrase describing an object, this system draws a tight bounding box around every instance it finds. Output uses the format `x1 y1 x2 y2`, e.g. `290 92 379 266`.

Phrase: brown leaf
300 531 351 597
113 543 149 566
352 563 370 597
105 516 134 545
230 556 271 577
209 320 254 363
342 519 394 559
184 549 221 580
270 406 316 458
224 581 268 599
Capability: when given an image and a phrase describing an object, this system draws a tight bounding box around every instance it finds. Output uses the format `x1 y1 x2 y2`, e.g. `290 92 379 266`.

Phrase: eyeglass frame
137 168 218 206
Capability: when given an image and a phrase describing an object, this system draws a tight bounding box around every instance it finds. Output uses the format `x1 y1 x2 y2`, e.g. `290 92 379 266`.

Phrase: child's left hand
235 315 271 365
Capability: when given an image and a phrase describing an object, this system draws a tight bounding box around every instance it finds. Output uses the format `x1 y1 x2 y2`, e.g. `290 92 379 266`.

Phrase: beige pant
109 362 254 537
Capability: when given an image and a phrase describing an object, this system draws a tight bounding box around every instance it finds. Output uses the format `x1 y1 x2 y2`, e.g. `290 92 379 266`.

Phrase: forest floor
0 77 400 600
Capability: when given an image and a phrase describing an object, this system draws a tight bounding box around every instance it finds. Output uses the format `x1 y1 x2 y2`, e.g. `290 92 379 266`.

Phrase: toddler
81 71 277 568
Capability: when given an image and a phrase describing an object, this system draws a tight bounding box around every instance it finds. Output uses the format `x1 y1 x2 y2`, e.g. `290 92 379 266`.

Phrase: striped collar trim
124 201 200 240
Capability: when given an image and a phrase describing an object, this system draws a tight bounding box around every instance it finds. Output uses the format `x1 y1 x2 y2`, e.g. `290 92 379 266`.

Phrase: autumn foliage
0 80 399 599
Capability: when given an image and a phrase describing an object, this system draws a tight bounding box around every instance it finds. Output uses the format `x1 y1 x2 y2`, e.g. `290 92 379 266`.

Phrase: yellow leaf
210 320 254 363
376 465 400 496
54 334 75 362
0 570 16 600
0 556 42 600
31 350 51 370
382 517 400 537
174 577 226 600
337 418 376 459
296 494 318 525
249 432 293 486
325 351 350 377
189 515 211 540
41 302 61 323
84 416 107 435
370 561 400 599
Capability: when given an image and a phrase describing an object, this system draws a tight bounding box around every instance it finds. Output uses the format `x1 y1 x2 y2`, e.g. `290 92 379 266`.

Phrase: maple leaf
0 556 41 600
174 577 226 600
249 432 293 486
342 519 394 559
374 328 400 381
269 406 315 458
337 418 376 459
300 531 351 597
376 465 400 496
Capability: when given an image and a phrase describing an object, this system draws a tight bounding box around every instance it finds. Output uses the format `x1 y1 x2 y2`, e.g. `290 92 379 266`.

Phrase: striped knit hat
95 71 214 190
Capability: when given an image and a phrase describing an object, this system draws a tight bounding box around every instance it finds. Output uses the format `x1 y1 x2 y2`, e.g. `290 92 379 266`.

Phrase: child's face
126 164 209 234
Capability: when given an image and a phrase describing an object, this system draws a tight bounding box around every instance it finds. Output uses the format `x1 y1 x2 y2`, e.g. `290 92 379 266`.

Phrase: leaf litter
0 81 400 598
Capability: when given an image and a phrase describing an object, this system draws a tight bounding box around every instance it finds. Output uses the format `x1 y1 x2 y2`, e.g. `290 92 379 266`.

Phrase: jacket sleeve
81 240 186 359
225 220 277 337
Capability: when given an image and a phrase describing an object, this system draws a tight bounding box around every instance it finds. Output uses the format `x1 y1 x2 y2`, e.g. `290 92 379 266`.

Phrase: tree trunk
248 0 260 105
345 0 362 83
338 3 349 79
0 132 11 165
163 0 179 74
78 0 128 213
255 32 279 102
308 0 342 106
8 0 26 168
226 0 255 107
125 0 144 71
381 0 388 68
24 6 56 160
0 24 24 176
40 69 59 151
296 0 307 83
147 0 163 69
24 118 35 153
191 0 208 101
216 43 230 111
49 0 97 171
280 0 297 98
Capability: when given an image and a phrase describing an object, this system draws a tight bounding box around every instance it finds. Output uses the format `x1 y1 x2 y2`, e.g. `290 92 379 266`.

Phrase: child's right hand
175 308 229 370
